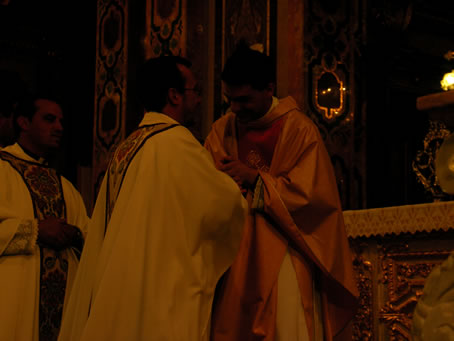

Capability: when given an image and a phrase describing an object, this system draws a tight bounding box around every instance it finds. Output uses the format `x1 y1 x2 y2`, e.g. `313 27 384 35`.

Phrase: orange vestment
205 97 358 341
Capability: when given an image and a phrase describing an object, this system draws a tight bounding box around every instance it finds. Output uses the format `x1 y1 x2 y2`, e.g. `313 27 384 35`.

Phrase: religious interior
1 0 454 339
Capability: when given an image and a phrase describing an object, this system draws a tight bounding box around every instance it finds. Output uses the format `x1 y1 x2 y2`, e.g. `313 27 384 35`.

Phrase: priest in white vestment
0 97 89 341
59 56 247 341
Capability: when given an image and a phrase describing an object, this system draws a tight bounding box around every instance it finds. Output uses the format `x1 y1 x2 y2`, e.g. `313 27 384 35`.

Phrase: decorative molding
378 242 452 340
412 120 451 200
93 0 128 199
143 0 185 58
222 0 271 64
215 0 274 120
303 0 366 210
344 200 454 238
350 239 374 341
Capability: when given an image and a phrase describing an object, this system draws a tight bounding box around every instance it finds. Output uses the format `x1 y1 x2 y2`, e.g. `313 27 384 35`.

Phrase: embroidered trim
39 247 68 340
105 122 179 233
0 150 68 340
0 151 66 220
252 175 265 211
3 219 38 255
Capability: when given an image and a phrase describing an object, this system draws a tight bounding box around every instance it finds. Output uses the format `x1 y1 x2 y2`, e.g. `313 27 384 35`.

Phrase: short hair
137 55 192 112
221 42 276 90
13 94 62 137
0 69 29 119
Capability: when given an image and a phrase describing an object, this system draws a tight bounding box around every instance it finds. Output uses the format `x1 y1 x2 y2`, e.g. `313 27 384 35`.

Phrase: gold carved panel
350 231 454 340
351 239 374 341
378 243 451 340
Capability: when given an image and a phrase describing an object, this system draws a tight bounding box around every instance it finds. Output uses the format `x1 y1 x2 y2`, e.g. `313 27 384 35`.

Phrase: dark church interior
2 0 454 339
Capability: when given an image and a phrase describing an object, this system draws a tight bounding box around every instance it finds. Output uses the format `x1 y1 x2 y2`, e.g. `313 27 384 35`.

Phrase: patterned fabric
106 123 178 230
343 201 454 238
0 151 67 341
251 176 265 211
2 219 37 255
39 252 69 341
0 152 66 220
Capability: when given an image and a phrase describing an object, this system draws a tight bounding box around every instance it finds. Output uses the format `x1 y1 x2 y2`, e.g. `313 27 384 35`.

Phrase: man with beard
58 56 247 341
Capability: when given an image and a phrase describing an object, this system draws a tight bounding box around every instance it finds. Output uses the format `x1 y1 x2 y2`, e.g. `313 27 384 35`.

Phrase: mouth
51 135 62 143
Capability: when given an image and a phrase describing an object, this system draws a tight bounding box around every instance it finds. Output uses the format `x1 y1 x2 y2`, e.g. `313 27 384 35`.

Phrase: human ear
17 116 30 131
168 88 183 105
266 82 276 95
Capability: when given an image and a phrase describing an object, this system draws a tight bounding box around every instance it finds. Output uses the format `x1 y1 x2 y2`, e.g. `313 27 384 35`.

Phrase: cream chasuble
59 112 247 341
0 143 89 341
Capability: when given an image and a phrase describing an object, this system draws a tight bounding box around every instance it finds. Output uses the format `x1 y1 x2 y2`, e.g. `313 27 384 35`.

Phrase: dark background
1 0 454 209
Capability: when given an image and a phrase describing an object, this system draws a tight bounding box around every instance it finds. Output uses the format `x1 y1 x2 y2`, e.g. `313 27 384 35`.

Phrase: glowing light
441 70 454 91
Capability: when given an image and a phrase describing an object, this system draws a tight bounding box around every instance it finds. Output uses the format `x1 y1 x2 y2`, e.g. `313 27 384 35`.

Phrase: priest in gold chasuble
205 44 358 341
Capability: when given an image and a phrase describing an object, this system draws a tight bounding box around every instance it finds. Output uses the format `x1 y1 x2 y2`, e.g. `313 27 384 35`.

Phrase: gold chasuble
0 151 67 341
205 97 358 341
105 123 178 229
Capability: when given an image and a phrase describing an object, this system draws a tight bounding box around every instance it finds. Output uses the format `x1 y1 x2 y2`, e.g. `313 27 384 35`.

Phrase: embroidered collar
2 143 48 164
18 143 47 164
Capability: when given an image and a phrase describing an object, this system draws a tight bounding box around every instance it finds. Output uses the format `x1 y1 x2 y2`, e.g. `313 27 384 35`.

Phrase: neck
162 106 183 124
17 137 47 159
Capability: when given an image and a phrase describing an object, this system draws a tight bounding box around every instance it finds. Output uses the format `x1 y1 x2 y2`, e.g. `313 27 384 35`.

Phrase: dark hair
221 41 276 90
13 95 62 137
0 69 29 119
137 55 192 112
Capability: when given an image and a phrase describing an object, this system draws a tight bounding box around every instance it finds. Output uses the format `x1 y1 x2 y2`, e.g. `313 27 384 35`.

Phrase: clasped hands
217 156 258 194
38 217 82 251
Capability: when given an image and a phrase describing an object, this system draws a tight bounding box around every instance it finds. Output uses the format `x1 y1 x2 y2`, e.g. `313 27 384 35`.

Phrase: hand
37 217 82 251
62 224 84 252
218 156 258 191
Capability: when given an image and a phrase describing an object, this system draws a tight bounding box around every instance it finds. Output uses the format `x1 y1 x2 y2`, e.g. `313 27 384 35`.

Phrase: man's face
177 64 201 125
22 99 64 153
224 83 274 123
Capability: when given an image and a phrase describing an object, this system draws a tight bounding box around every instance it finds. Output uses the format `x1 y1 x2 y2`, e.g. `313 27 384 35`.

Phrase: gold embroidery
246 149 270 172
0 152 65 220
3 219 37 255
252 176 265 211
0 151 68 341
106 123 178 229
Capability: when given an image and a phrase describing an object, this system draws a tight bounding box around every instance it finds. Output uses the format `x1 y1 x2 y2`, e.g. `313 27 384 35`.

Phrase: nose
55 119 64 133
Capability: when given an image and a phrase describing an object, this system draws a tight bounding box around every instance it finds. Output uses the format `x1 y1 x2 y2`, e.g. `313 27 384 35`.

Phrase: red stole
237 117 284 172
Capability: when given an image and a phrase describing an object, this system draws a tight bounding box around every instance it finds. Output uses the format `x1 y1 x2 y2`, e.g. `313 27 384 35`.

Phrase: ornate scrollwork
378 241 452 341
412 120 451 200
350 240 373 341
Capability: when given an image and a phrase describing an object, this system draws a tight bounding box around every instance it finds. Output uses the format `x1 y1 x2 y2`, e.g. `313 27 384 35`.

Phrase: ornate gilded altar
413 90 454 200
345 201 454 340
